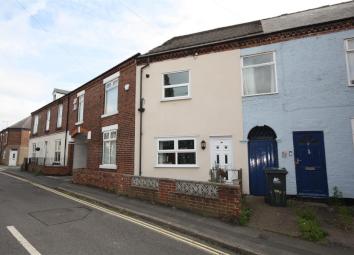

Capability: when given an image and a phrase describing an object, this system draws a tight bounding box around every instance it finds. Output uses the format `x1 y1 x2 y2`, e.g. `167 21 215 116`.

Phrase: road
0 171 231 255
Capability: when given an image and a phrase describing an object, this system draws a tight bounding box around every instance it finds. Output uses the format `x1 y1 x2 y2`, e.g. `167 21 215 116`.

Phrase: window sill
99 164 117 170
161 96 191 102
75 121 83 126
155 165 199 168
242 92 278 98
101 111 118 119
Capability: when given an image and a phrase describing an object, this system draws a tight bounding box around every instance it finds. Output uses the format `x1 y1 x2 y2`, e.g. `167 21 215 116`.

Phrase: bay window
157 138 197 167
242 52 277 96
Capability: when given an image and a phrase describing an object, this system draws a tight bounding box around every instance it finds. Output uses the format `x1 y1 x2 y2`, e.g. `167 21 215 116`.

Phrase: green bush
239 207 252 226
297 207 316 221
298 218 327 241
329 186 343 206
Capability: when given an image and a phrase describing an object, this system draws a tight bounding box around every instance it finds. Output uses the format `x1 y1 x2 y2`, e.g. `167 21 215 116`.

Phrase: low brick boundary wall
73 170 241 220
28 163 71 176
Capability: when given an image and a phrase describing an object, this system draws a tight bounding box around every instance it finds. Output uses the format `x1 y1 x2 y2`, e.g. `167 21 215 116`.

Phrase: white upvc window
54 139 61 163
157 138 197 167
33 115 39 134
77 94 84 123
241 52 277 96
345 38 354 86
4 131 7 144
57 104 63 128
46 110 51 131
162 70 190 100
104 78 118 115
100 125 118 169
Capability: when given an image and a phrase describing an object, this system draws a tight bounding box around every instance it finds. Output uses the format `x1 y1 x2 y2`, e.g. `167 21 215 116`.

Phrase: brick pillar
218 185 242 218
158 179 176 205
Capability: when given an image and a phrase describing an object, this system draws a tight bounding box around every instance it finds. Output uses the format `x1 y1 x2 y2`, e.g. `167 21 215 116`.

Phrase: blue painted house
241 15 354 197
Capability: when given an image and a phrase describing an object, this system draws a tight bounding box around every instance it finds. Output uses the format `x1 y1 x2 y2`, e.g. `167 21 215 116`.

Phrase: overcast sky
0 0 348 130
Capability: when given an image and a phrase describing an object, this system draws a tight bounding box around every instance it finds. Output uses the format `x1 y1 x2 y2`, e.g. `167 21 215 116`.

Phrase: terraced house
28 89 71 175
0 117 31 166
135 1 354 197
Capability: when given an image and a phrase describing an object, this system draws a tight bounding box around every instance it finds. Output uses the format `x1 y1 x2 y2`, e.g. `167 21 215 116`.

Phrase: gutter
138 58 150 176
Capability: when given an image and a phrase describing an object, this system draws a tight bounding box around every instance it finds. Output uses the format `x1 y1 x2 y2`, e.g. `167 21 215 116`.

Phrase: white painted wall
134 50 249 193
28 132 69 166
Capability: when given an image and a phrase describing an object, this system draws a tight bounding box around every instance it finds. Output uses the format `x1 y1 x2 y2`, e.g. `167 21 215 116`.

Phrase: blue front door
248 139 278 195
293 131 328 197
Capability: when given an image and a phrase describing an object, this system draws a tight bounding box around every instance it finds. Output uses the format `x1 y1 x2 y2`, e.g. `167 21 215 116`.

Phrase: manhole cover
29 206 91 226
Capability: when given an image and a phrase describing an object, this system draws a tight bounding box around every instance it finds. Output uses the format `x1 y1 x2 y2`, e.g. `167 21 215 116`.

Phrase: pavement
1 166 354 255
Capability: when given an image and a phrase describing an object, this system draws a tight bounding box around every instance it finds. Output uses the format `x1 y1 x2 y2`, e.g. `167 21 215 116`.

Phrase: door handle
295 158 302 165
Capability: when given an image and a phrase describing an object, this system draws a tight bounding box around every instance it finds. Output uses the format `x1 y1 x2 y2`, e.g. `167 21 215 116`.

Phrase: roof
8 116 31 130
144 1 354 56
53 88 70 95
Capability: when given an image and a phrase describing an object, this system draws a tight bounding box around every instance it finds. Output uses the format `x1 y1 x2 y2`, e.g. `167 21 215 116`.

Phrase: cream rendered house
134 22 262 194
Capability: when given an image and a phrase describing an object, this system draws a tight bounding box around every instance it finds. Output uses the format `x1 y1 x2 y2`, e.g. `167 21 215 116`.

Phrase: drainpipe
63 95 70 167
138 59 150 176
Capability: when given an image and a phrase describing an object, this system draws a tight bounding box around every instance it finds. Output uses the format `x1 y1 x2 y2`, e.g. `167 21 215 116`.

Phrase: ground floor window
157 137 196 167
102 130 117 165
32 143 36 158
54 140 61 163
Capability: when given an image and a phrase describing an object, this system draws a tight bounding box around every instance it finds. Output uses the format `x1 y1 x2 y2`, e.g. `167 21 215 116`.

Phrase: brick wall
68 58 136 175
73 171 241 221
31 96 69 138
27 163 71 176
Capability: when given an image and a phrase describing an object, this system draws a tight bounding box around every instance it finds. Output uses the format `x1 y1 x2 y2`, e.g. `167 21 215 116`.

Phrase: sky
0 0 348 130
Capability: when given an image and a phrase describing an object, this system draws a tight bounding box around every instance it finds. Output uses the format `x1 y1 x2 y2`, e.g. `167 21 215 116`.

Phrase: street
0 171 231 255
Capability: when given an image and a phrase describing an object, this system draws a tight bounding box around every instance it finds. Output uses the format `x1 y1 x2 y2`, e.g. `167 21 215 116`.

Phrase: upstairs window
157 138 196 167
163 71 190 100
345 38 354 86
57 104 63 128
46 110 51 131
4 132 7 144
242 52 277 96
104 79 118 115
33 115 39 134
77 94 84 123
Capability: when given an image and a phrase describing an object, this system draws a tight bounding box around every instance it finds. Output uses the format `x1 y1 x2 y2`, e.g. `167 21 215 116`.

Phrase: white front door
9 150 18 166
210 137 235 182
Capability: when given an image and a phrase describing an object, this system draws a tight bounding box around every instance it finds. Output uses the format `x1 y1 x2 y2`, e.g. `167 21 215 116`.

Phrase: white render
134 50 249 193
28 131 70 166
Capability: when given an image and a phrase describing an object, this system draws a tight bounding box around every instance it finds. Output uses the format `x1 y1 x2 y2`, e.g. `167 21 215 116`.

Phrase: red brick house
28 89 71 175
0 117 31 166
69 54 139 188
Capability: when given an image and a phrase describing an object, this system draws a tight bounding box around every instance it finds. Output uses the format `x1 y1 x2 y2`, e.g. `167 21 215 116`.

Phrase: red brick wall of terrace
27 163 71 176
31 96 69 138
73 170 241 220
68 59 136 175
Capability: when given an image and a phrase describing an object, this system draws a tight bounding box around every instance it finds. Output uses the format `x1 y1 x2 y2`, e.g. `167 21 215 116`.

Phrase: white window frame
54 139 61 164
345 38 354 87
33 115 39 134
161 70 191 101
57 104 63 128
156 137 197 168
102 78 119 117
76 94 84 125
46 110 51 131
99 124 118 170
4 131 7 145
241 51 278 97
32 143 36 158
